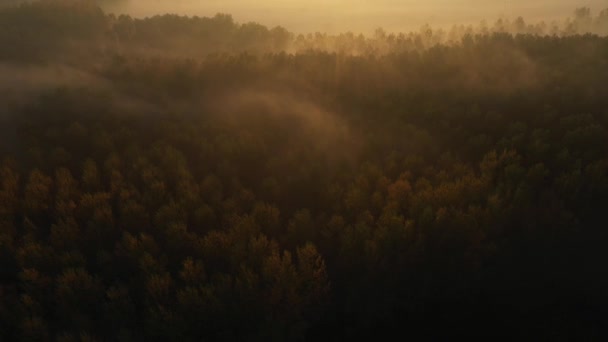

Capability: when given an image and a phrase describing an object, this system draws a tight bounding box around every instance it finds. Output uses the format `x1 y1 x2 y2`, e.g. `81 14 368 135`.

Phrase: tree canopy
0 1 607 340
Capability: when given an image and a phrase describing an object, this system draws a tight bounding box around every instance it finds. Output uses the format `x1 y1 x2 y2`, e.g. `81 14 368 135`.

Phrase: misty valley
0 1 608 340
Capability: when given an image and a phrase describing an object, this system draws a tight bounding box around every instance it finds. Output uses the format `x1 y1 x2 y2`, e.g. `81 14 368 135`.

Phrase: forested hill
1 1 608 341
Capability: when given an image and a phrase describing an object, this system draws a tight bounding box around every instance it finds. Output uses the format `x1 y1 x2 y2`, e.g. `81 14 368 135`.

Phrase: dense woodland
1 1 608 340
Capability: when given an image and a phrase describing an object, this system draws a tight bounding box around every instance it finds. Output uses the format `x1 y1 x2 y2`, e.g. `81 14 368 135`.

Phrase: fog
2 1 608 341
101 0 608 33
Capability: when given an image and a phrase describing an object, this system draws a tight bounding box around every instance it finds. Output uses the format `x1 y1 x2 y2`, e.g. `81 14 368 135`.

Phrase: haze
102 0 607 32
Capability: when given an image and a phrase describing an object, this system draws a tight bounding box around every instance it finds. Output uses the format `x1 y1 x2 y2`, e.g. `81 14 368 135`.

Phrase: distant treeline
1 0 608 62
1 1 608 341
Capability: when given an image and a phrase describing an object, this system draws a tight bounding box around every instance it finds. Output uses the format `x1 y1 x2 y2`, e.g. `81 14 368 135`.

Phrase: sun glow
101 0 608 33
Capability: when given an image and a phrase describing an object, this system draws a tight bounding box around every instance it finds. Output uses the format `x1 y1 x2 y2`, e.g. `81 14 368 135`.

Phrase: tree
24 169 53 221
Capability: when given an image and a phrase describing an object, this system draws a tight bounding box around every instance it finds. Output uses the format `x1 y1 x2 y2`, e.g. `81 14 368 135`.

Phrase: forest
1 0 608 340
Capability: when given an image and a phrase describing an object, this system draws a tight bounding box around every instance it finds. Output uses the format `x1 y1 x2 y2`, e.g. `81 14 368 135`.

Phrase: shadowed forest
1 0 608 340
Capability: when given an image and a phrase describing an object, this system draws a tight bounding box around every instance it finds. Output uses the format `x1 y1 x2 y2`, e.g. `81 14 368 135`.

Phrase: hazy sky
103 0 608 33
